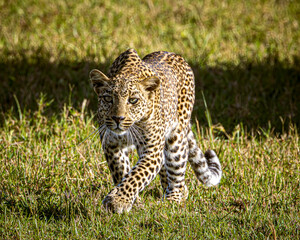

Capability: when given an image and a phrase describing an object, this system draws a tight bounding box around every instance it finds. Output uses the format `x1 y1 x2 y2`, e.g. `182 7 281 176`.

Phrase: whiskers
127 124 146 150
76 123 109 150
77 122 146 154
77 126 101 147
99 124 109 150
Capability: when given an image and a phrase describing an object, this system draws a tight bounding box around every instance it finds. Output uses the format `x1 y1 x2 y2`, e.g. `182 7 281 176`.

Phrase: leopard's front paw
102 188 133 214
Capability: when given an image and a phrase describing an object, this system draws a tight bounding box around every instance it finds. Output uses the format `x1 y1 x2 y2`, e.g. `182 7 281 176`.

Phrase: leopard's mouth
113 126 127 135
107 125 128 135
105 120 132 135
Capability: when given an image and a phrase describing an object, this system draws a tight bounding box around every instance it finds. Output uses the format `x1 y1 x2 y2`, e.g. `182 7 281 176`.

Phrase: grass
0 0 299 239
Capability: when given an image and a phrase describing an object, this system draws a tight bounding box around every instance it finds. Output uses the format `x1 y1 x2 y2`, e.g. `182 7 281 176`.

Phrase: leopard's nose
112 116 126 124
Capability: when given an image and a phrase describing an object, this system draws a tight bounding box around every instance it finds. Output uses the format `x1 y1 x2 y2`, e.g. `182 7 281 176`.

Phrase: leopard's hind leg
163 125 189 202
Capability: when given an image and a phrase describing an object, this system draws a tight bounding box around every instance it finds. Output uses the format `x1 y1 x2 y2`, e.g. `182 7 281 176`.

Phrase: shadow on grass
191 54 300 133
0 49 108 118
1 191 91 221
0 49 299 133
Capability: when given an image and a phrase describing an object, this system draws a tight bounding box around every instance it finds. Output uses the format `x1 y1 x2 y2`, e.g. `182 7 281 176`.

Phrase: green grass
0 0 299 239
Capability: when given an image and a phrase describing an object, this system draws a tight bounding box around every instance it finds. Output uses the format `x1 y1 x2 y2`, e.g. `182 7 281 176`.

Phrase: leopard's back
142 51 196 129
142 50 195 99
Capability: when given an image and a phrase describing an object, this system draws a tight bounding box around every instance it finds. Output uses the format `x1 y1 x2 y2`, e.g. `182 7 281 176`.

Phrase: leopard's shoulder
107 49 142 78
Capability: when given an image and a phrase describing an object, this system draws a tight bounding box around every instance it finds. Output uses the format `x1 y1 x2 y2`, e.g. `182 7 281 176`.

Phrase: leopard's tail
187 128 222 187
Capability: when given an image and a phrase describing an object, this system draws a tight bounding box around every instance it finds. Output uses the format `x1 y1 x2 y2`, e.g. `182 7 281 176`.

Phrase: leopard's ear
89 69 110 94
140 76 160 92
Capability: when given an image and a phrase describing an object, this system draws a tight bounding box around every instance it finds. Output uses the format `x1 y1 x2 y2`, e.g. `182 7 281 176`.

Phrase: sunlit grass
0 97 299 239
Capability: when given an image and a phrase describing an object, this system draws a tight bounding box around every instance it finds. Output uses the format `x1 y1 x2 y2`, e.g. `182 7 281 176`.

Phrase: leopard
89 49 222 213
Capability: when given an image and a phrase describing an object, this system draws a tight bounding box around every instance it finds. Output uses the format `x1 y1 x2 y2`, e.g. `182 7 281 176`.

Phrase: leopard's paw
165 185 189 202
102 188 133 214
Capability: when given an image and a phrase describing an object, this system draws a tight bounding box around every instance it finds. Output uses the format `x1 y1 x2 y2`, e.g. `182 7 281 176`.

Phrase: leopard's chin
111 127 128 135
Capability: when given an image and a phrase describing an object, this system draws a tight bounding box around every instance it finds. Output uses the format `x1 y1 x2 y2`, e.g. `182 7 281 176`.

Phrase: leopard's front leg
102 135 131 186
102 141 164 213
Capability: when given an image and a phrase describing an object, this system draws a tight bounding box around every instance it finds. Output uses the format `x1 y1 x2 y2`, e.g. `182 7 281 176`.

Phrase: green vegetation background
0 0 299 239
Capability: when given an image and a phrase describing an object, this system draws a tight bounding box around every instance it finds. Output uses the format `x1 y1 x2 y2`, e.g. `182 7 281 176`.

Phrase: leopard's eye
128 98 139 104
102 96 113 103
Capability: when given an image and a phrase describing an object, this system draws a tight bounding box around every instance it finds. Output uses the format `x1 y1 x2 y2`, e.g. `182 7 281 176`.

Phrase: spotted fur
89 49 222 213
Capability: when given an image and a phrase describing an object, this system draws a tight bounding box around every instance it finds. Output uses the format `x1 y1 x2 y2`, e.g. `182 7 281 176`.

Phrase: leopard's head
90 69 160 135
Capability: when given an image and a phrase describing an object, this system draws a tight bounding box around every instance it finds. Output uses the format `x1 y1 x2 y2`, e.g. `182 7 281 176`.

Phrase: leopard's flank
89 49 222 213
